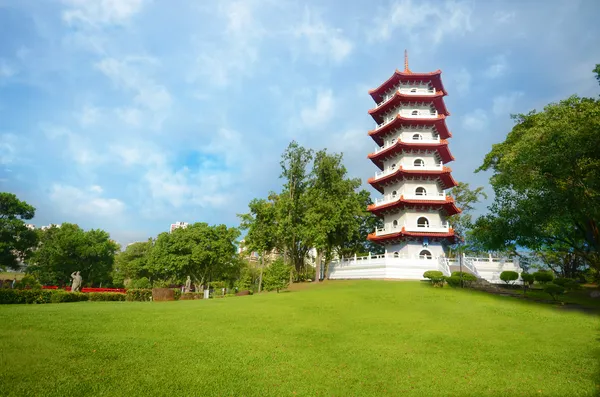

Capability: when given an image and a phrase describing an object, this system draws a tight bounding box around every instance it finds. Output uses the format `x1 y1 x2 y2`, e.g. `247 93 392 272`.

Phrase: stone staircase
449 264 478 277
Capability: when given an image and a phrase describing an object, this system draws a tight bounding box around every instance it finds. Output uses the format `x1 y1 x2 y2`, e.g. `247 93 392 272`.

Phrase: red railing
42 286 126 294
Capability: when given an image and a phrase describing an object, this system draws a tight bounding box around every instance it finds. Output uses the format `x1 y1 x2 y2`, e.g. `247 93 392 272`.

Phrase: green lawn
0 281 598 397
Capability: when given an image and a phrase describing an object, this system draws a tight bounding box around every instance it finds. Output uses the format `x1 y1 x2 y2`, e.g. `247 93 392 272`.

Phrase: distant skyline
1 0 599 246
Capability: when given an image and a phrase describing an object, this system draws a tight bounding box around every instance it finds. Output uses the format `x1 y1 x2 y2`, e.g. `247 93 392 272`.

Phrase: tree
305 149 363 282
499 270 519 285
28 224 119 286
238 197 279 292
472 94 600 270
263 258 290 292
336 189 384 257
447 182 487 252
0 193 38 271
594 64 600 85
112 239 153 286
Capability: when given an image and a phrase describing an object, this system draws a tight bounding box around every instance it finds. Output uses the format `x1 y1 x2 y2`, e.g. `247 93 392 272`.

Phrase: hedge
88 292 126 301
126 289 153 302
0 289 54 304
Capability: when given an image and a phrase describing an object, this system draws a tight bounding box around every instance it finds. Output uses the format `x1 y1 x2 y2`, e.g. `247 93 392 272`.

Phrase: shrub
543 283 565 301
173 289 182 301
50 291 89 303
520 272 535 286
87 292 126 301
129 277 152 289
533 271 554 284
208 281 227 290
263 259 291 292
445 276 462 288
423 270 445 287
14 274 42 290
180 292 203 300
500 271 519 285
126 289 152 302
553 278 581 291
0 289 54 304
451 271 477 284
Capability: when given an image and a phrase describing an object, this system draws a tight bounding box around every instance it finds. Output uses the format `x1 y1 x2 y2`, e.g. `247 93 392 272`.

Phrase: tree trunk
258 252 264 293
314 250 322 282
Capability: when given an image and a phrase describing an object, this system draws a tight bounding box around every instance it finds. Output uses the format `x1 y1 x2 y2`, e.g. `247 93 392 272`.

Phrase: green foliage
263 259 290 292
14 274 41 290
173 289 182 301
126 289 152 302
0 289 54 304
87 292 126 301
520 272 535 285
50 291 89 303
543 283 566 301
449 271 477 287
128 277 152 289
472 93 600 271
209 281 226 290
423 270 445 287
0 192 38 271
594 64 600 85
180 292 203 300
553 277 582 291
446 183 487 249
112 239 153 287
534 271 554 284
445 276 462 288
27 223 119 286
500 271 519 284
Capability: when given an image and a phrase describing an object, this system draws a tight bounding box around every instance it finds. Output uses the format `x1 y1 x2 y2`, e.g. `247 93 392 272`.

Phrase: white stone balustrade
372 163 444 180
375 222 450 236
378 87 436 106
373 192 445 206
376 110 439 129
374 136 441 153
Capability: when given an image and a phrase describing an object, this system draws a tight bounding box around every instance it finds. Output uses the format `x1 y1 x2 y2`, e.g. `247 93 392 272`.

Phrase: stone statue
71 271 82 292
185 276 191 293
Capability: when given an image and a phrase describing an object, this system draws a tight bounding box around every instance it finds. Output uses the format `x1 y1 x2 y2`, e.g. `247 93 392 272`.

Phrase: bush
208 281 227 290
553 278 581 291
0 289 54 304
14 275 42 290
87 292 126 301
445 276 462 288
423 270 445 287
263 259 291 292
533 271 554 284
543 283 565 301
520 272 535 286
500 271 519 285
50 291 89 303
180 292 203 300
126 289 152 302
173 289 182 301
128 277 152 289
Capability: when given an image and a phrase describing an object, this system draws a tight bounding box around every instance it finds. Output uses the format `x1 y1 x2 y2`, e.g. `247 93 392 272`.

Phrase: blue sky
1 0 599 247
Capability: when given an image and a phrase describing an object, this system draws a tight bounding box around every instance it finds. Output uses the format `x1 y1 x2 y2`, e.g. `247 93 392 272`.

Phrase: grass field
0 281 598 396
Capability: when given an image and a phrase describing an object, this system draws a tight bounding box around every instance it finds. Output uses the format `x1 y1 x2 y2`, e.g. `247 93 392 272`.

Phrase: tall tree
447 182 487 254
112 239 154 286
472 94 600 270
238 196 279 292
0 193 38 271
28 223 119 286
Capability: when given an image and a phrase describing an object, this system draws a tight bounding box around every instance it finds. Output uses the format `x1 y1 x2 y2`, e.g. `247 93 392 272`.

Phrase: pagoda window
391 190 398 197
410 88 417 93
414 159 425 167
417 217 429 228
390 163 397 171
393 251 399 258
419 250 432 260
415 187 426 196
411 110 419 116
412 133 422 140
392 220 399 228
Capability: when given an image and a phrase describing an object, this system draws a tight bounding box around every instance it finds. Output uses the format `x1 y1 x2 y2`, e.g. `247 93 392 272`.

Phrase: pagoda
366 52 459 267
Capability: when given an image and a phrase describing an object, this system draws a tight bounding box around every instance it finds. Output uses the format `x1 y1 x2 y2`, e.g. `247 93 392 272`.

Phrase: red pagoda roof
368 115 452 146
367 196 461 217
368 167 458 194
368 139 454 170
367 227 456 244
368 91 450 124
369 70 447 103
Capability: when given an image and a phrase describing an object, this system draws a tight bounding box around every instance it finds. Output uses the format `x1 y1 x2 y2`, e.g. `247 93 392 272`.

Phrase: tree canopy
0 193 38 271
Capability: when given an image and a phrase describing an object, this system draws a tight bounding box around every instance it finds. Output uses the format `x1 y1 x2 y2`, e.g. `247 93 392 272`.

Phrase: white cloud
78 105 100 126
115 107 143 127
62 0 145 26
462 109 489 131
370 0 473 44
109 142 166 167
0 133 18 164
0 60 16 78
41 123 105 166
493 10 516 24
292 8 353 63
492 92 524 117
300 89 336 128
50 184 125 218
485 54 508 79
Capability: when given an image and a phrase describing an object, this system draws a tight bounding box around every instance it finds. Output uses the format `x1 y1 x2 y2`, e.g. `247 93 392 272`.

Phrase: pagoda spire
404 49 411 73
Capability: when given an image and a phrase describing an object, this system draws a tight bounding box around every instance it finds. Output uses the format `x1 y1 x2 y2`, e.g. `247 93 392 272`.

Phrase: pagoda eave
368 169 458 193
368 198 461 217
368 93 450 124
368 69 447 103
367 229 456 245
368 115 452 146
368 141 454 169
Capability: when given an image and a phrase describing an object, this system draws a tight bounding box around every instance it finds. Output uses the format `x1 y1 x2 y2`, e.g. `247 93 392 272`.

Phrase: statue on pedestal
185 276 191 293
71 271 82 292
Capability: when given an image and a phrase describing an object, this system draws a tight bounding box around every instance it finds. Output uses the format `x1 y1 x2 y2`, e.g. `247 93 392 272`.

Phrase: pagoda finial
404 49 411 73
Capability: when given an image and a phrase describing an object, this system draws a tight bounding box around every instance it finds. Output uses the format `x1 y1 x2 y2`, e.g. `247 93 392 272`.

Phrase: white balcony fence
374 136 441 153
376 110 439 129
374 222 450 236
373 163 444 180
373 192 446 206
378 87 436 106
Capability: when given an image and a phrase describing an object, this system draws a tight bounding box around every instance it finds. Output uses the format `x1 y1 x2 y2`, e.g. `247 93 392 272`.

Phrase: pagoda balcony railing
375 222 450 236
374 136 441 153
376 111 439 129
373 163 444 180
373 192 446 206
378 87 436 106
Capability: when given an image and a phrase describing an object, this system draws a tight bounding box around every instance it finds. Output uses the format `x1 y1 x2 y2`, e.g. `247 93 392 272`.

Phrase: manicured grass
0 281 598 396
